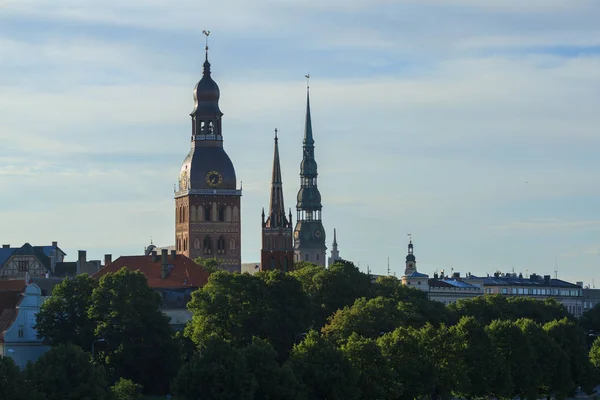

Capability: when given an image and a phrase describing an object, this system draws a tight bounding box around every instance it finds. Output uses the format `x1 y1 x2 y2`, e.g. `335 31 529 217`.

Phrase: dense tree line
1 259 600 399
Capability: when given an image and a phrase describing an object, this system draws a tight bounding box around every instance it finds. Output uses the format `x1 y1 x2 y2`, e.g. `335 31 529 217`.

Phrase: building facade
174 44 242 273
261 130 294 272
293 87 327 266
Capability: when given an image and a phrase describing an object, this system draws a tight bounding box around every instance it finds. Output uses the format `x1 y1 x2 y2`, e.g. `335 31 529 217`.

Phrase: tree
322 296 404 343
111 378 143 400
341 333 401 399
89 267 180 394
172 335 254 400
242 338 302 399
372 275 427 302
186 270 311 357
590 336 600 368
194 257 222 274
286 330 359 400
25 344 111 400
290 260 372 328
0 356 29 400
35 274 97 348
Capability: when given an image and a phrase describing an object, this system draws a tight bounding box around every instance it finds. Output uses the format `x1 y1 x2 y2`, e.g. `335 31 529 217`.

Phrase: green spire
303 90 314 147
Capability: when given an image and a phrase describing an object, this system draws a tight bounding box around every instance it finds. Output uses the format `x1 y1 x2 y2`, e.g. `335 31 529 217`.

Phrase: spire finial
274 128 278 140
202 30 211 60
305 74 310 91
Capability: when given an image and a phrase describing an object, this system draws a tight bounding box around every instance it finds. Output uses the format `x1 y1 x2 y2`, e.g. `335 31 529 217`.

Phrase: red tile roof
0 280 26 292
92 254 209 289
0 308 18 342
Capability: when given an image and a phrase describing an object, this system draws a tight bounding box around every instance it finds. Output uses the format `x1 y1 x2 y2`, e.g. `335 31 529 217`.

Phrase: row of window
177 204 240 224
268 257 290 272
295 253 320 262
493 287 583 296
176 236 236 255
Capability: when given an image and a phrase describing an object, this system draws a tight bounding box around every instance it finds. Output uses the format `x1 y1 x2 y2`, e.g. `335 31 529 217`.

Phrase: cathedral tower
261 129 294 271
294 81 326 266
327 228 341 267
174 35 242 272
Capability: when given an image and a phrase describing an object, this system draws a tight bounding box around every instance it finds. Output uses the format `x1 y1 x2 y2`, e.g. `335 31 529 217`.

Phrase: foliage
591 337 600 368
242 338 302 399
341 333 401 399
35 274 98 348
0 356 29 400
450 294 571 326
111 378 143 400
172 335 254 400
193 257 222 274
186 270 311 357
89 268 181 394
372 275 427 302
25 344 111 400
286 330 359 400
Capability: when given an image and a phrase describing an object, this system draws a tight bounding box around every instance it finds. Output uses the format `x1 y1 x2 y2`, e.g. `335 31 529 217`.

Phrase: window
316 254 319 260
304 254 308 261
204 206 211 222
501 288 507 294
218 207 225 222
217 237 226 255
203 236 212 255
18 325 24 338
283 258 289 272
18 261 28 271
269 257 276 271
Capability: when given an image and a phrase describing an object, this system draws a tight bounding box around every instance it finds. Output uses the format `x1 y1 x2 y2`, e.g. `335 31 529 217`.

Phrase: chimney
544 275 551 286
77 250 86 275
161 249 169 279
52 241 58 247
151 250 158 261
577 281 584 288
2 244 9 248
171 249 176 260
104 254 112 266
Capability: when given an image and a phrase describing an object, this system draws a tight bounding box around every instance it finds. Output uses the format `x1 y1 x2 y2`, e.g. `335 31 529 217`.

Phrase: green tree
89 267 180 394
111 378 142 400
0 356 29 400
290 260 372 328
35 274 97 348
590 336 600 368
242 338 302 399
25 344 111 400
486 319 537 399
378 327 434 400
286 330 358 400
194 257 222 274
372 275 427 302
172 335 254 400
450 316 512 399
341 333 401 400
186 270 311 357
322 296 404 343
544 318 598 394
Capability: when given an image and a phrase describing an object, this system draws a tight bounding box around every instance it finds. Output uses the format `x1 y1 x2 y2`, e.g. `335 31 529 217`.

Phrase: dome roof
406 254 416 262
300 158 318 177
179 146 237 190
296 186 322 210
191 60 222 116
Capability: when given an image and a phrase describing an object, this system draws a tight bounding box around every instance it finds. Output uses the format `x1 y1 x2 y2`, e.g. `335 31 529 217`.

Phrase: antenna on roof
554 257 559 279
387 257 390 275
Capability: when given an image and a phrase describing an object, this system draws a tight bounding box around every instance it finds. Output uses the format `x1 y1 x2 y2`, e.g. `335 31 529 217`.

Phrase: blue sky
1 0 599 284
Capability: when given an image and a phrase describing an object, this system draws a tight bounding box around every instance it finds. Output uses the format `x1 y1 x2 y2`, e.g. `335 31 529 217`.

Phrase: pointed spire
333 228 338 247
266 129 287 228
303 74 314 146
202 30 211 75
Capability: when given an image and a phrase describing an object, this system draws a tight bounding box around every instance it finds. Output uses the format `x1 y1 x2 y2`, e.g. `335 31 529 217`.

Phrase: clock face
180 171 188 190
206 170 223 187
314 229 322 238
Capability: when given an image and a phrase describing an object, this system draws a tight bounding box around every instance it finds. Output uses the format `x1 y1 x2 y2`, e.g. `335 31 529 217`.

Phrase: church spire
266 129 288 228
303 74 314 147
333 228 338 247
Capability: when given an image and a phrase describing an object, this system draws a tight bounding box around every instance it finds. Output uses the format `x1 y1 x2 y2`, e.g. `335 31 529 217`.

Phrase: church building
293 84 327 266
260 130 295 271
174 38 242 273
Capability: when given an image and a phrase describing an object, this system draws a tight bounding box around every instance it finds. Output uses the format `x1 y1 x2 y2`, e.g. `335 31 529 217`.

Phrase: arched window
191 206 197 222
229 239 235 251
183 238 187 251
217 237 226 255
225 206 232 222
218 207 225 222
194 238 201 250
232 206 239 222
203 236 212 255
283 257 289 272
204 205 211 222
269 257 276 271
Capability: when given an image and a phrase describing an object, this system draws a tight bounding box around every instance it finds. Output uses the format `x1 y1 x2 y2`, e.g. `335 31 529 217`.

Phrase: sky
1 0 599 285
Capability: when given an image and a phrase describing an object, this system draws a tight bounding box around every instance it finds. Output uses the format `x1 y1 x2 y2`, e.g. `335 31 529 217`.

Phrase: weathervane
202 30 211 56
305 73 310 90
407 233 412 242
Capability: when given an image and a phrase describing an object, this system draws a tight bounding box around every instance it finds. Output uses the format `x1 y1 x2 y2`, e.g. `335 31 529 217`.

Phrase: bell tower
261 129 295 272
404 238 416 275
174 32 242 273
293 76 327 266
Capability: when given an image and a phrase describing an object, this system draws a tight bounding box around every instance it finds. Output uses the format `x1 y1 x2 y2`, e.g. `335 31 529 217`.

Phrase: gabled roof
0 308 18 342
405 271 429 278
0 243 65 270
92 254 209 289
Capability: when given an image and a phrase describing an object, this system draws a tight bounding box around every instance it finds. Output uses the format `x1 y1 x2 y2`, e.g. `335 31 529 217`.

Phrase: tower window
304 254 309 261
203 236 212 255
217 237 226 255
204 206 211 222
218 207 225 222
283 257 289 272
316 254 319 261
